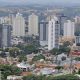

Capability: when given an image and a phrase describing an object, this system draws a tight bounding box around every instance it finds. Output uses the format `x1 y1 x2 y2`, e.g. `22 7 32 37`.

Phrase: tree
59 45 71 56
64 47 71 56
18 54 27 62
75 57 80 61
23 75 36 80
24 45 38 54
53 74 79 80
50 48 59 63
9 47 20 57
32 54 45 61
78 69 80 74
0 64 22 79
55 66 63 73
22 74 79 80
63 41 71 47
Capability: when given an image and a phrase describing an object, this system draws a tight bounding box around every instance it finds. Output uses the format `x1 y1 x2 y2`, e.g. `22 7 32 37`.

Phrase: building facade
48 17 60 50
39 21 48 46
13 13 25 37
0 24 11 48
28 13 39 36
64 20 75 37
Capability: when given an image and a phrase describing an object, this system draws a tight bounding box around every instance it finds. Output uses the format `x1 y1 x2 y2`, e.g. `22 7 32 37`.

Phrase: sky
1 0 80 4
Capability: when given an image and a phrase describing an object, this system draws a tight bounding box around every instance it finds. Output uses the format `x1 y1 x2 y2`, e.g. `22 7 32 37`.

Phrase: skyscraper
0 24 11 48
64 20 75 37
2 24 11 48
39 21 48 46
13 13 25 37
48 16 60 50
58 14 67 36
0 24 2 48
28 13 39 36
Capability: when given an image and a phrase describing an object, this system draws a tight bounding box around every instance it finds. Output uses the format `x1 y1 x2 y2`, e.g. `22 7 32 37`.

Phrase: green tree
23 75 36 80
63 41 71 47
53 74 79 80
9 47 20 57
64 47 71 56
55 66 63 73
24 45 38 54
75 57 80 61
59 45 71 56
78 69 80 74
18 54 27 62
0 64 22 79
50 48 59 63
32 54 45 61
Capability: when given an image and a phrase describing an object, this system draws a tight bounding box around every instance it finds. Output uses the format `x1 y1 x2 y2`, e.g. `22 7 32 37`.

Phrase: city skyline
1 0 80 5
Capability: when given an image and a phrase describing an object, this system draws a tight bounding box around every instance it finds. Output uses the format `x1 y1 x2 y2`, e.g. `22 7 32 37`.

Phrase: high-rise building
0 17 9 24
58 14 67 35
8 14 15 25
74 16 80 23
39 21 48 46
48 17 60 50
0 14 14 26
0 24 11 48
64 20 75 37
13 13 25 37
2 24 11 48
0 24 2 48
28 13 39 36
75 23 80 34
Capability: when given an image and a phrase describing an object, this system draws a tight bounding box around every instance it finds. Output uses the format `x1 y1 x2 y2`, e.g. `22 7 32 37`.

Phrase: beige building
13 13 25 37
28 13 39 36
64 20 75 37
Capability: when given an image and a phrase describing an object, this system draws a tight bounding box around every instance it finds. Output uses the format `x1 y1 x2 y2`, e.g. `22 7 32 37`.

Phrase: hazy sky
1 0 80 4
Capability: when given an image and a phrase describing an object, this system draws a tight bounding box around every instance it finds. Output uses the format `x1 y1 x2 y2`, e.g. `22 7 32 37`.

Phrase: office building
48 16 60 50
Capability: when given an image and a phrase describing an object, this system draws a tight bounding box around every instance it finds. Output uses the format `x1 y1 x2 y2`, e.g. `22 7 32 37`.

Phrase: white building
0 17 9 24
28 13 39 36
13 13 25 37
48 17 60 50
64 20 75 37
74 16 80 23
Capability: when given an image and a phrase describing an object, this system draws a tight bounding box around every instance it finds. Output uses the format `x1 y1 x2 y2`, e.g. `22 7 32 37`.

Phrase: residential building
28 13 39 36
64 20 75 37
48 16 60 50
13 13 25 37
39 21 48 46
0 24 11 48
